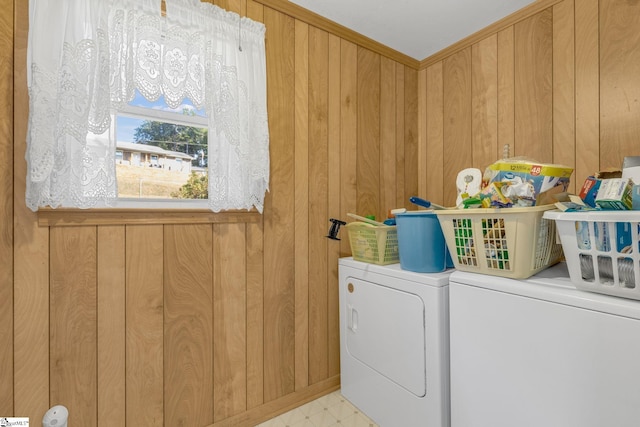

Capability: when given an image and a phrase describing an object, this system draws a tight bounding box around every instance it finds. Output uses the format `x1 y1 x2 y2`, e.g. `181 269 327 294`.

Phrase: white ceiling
288 0 537 60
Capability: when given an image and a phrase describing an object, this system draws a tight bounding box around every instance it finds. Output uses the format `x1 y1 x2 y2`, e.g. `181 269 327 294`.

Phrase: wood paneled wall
6 0 640 425
419 0 640 207
4 0 417 426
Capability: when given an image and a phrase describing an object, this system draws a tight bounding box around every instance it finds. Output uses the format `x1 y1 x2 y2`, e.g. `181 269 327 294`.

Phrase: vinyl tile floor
256 390 379 427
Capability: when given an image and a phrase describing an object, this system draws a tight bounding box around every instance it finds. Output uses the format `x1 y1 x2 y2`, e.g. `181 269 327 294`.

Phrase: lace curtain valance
27 0 269 212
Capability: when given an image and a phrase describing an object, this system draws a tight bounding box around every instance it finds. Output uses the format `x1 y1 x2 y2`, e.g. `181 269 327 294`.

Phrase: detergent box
484 160 574 206
578 176 601 207
595 178 634 210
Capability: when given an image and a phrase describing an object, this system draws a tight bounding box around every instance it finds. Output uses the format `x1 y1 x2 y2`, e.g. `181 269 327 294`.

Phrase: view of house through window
115 91 208 200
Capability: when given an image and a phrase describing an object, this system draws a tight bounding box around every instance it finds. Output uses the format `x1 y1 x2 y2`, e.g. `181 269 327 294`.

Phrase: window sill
38 208 262 227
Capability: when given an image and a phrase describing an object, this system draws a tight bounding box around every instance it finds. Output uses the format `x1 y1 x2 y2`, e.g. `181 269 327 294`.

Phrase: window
114 91 209 204
26 0 269 213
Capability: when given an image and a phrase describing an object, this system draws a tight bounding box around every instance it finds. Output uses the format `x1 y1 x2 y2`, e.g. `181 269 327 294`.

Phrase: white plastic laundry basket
545 210 640 300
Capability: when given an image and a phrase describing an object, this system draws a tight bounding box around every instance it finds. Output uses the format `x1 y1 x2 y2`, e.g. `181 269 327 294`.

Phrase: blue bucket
395 210 454 273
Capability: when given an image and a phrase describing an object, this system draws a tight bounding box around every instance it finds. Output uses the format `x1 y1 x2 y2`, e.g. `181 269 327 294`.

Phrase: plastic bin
346 222 399 265
395 210 453 272
435 205 563 279
544 210 640 300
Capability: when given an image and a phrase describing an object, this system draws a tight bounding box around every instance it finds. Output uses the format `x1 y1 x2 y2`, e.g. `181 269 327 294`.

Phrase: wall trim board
37 209 262 227
253 0 420 69
420 0 565 69
210 376 340 427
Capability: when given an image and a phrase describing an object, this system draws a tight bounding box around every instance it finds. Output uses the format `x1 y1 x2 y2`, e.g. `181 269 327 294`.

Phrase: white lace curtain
26 0 269 212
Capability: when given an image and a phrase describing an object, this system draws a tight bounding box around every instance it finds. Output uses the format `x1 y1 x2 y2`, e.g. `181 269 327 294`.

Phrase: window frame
37 96 265 225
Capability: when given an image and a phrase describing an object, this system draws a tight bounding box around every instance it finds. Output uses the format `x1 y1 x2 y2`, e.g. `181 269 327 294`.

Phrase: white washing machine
339 257 452 427
449 262 640 427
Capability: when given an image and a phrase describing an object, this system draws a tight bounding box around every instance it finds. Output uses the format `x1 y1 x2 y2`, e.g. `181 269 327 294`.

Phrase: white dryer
339 257 452 427
449 262 640 427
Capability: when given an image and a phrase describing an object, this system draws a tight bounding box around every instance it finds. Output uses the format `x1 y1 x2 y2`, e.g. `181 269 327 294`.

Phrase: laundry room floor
256 390 379 427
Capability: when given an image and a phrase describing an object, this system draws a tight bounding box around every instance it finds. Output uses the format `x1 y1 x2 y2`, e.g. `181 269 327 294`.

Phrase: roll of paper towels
43 405 68 427
456 168 482 206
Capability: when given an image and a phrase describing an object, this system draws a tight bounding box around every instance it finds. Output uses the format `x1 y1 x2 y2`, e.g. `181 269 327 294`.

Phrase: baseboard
210 375 341 427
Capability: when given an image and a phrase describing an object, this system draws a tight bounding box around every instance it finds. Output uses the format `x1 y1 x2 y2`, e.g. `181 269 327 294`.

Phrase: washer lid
450 262 640 319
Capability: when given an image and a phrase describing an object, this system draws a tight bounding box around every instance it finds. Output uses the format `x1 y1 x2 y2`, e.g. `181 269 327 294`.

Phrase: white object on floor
449 263 640 427
339 258 451 427
43 405 68 427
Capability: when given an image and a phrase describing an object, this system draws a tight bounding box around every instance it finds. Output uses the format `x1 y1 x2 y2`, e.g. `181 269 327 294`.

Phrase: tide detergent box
484 160 573 206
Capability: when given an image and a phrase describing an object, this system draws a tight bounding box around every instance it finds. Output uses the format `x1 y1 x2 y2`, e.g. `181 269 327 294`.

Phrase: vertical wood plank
443 48 472 207
245 0 265 410
213 223 247 421
380 57 397 214
0 0 13 415
50 227 97 427
404 67 419 208
418 67 428 199
165 225 214 426
246 219 264 409
224 0 245 16
514 9 553 161
263 7 295 402
575 0 600 183
472 35 498 171
553 0 576 192
497 27 515 155
13 0 50 420
294 18 310 392
600 0 640 168
327 33 341 378
246 0 262 21
213 0 246 15
426 63 444 205
308 25 329 385
357 47 381 218
126 225 164 427
97 226 126 427
395 63 406 208
340 40 358 256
